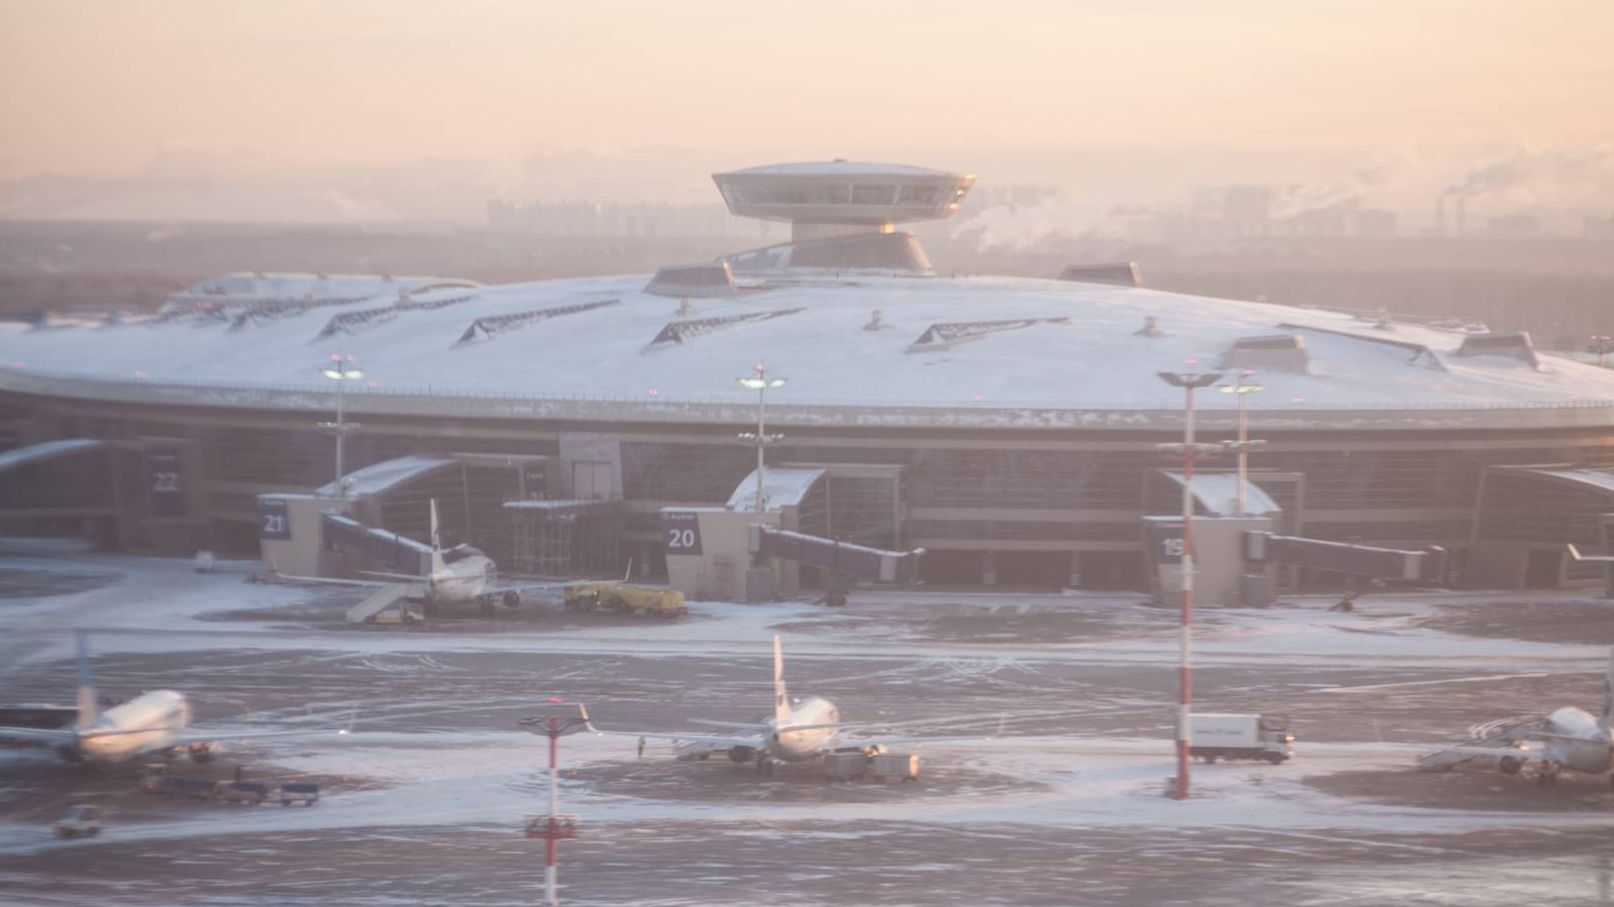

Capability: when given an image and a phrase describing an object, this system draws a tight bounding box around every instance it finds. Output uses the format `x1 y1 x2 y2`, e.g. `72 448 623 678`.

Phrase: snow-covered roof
5 270 1614 428
726 467 826 512
1160 472 1281 516
163 273 480 314
1520 467 1614 495
316 455 454 497
0 438 103 472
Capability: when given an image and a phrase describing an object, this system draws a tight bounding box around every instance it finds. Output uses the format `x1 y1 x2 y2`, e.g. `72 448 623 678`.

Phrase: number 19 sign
660 510 703 556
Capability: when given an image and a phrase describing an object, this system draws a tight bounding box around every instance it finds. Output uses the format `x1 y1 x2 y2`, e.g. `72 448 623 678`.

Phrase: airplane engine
728 746 757 764
502 591 521 608
188 743 213 763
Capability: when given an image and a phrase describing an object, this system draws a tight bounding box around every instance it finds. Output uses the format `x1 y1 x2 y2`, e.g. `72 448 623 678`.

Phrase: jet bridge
1245 532 1447 584
1145 517 1446 607
319 511 432 577
748 525 924 605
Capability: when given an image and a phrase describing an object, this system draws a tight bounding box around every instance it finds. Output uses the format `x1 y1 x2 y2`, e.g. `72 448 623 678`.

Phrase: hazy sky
2 0 1611 217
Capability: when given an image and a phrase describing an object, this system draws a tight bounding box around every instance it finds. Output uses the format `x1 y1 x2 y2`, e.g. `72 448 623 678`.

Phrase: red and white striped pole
546 730 559 903
1158 368 1222 801
521 703 591 907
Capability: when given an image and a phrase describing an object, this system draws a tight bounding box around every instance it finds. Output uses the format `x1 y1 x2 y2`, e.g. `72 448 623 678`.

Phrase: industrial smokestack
1456 196 1467 239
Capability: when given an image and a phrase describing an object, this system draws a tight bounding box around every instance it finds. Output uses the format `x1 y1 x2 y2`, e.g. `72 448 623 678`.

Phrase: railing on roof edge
1 366 1613 416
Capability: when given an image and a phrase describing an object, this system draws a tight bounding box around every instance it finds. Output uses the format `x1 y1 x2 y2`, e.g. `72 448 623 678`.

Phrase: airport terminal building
4 161 1614 592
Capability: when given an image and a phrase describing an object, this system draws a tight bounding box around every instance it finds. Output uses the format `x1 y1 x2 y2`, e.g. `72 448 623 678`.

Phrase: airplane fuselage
422 556 496 604
73 690 192 764
1541 706 1614 774
767 696 838 762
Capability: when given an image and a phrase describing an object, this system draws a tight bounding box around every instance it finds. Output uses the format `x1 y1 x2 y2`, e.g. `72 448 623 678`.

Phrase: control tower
713 160 975 242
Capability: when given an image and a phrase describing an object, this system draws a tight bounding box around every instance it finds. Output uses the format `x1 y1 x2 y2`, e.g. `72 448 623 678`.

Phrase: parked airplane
1419 650 1614 785
0 632 345 765
619 636 862 772
273 499 649 622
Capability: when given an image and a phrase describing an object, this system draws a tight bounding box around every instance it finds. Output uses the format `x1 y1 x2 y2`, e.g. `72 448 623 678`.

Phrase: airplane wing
272 570 393 589
481 580 568 597
357 570 433 583
0 725 77 746
1511 729 1595 743
599 725 767 759
1416 739 1543 771
688 718 773 731
164 727 350 749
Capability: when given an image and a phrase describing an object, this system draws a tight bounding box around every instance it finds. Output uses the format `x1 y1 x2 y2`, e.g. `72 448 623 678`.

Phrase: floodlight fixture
737 364 786 514
319 353 366 498
1157 370 1223 389
1219 372 1265 516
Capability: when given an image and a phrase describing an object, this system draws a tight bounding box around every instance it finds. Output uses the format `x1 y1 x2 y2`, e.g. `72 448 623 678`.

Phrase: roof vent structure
1221 333 1310 374
908 317 1072 353
646 308 805 350
1059 262 1142 287
453 298 619 347
1455 332 1540 369
645 262 736 298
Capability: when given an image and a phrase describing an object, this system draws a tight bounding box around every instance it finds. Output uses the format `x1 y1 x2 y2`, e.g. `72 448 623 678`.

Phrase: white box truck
1189 713 1294 764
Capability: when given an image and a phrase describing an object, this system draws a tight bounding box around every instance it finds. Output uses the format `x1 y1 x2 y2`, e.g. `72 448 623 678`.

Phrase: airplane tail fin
772 635 791 725
75 629 98 728
1601 647 1613 731
428 499 446 575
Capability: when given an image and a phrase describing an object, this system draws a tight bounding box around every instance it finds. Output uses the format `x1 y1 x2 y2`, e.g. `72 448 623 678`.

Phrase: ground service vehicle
279 782 320 806
52 805 101 838
563 582 686 618
220 781 268 805
1189 713 1294 764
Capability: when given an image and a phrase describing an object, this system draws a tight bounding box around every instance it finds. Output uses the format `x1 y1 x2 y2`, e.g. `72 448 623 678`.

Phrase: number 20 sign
659 511 703 556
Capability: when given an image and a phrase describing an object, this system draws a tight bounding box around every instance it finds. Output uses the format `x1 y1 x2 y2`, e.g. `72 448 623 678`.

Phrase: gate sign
145 450 185 517
660 510 703 556
258 498 291 541
1143 518 1185 566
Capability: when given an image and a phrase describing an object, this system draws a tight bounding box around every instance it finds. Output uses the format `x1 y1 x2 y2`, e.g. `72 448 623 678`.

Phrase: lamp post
1157 368 1223 801
1219 371 1266 515
520 702 594 907
318 353 364 498
737 363 786 514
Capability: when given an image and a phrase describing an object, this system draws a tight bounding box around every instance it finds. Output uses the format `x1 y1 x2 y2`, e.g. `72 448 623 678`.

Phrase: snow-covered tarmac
4 545 1614 905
